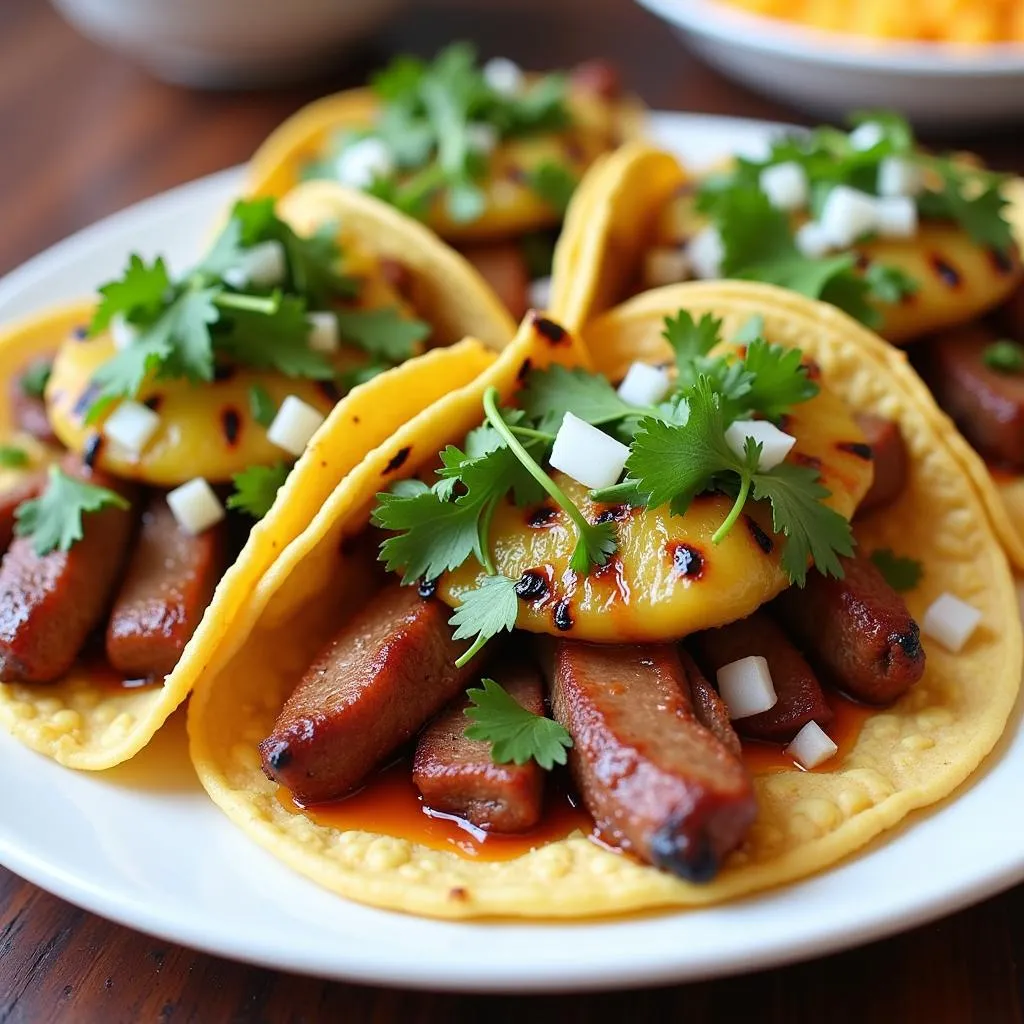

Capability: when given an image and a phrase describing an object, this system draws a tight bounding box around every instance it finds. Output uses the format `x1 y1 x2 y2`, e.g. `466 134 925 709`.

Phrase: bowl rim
636 0 1024 74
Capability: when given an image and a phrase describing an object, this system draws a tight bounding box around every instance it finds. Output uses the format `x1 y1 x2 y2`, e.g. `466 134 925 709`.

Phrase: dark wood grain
3 0 1024 1020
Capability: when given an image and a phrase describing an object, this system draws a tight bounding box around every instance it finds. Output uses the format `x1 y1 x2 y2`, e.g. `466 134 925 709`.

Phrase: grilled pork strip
260 583 477 805
550 642 756 883
689 611 833 743
916 324 1024 469
678 648 742 760
0 459 136 683
854 413 908 515
105 493 226 679
10 356 57 445
413 660 546 833
771 554 925 705
461 243 531 321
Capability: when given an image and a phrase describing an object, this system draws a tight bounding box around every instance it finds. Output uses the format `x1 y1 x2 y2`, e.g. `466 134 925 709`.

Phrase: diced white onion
758 161 808 211
687 226 724 280
307 311 339 353
483 57 525 96
466 122 499 155
223 240 287 289
921 592 983 652
549 411 630 490
166 478 225 536
874 196 918 239
848 121 885 151
267 395 326 456
110 313 137 351
878 157 924 198
786 720 838 770
617 361 671 407
642 246 693 288
528 276 553 310
334 137 394 190
819 186 879 248
794 221 834 259
102 400 160 456
724 419 796 471
716 656 778 720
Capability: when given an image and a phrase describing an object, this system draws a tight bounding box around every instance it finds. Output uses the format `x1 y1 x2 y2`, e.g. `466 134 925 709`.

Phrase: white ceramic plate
1 113 1023 993
637 0 1024 126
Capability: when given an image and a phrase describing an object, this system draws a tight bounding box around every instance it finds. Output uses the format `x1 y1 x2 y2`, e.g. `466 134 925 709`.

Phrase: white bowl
51 0 404 88
636 0 1024 126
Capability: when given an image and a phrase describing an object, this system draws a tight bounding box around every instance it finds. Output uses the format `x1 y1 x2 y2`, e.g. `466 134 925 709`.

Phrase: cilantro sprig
227 463 291 520
14 465 129 557
869 548 923 592
464 677 572 769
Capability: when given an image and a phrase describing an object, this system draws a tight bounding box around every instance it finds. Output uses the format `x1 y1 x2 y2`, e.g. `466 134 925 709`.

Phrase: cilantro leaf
742 338 819 421
524 161 578 215
14 465 129 556
87 332 176 423
864 263 918 305
0 446 28 468
90 255 171 335
449 575 520 665
733 314 765 344
227 462 290 519
983 339 1024 374
869 548 923 592
332 307 430 363
19 360 52 400
519 364 636 426
917 168 1015 254
248 384 277 427
464 677 572 770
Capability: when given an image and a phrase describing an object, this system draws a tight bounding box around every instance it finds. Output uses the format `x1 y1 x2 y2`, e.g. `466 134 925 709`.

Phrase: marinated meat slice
0 459 136 683
569 59 623 100
105 493 227 679
689 612 833 743
916 324 1024 469
461 242 531 321
854 413 908 515
0 473 44 553
261 584 478 804
413 660 545 832
678 648 741 760
551 642 756 882
771 554 925 705
11 356 57 444
378 257 413 300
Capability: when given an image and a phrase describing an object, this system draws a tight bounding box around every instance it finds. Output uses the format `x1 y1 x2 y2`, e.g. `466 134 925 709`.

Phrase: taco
188 281 1020 919
550 116 1024 569
0 186 514 770
245 44 643 321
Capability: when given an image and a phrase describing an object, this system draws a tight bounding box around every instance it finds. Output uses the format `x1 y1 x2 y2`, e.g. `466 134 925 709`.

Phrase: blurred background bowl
636 0 1024 126
51 0 405 88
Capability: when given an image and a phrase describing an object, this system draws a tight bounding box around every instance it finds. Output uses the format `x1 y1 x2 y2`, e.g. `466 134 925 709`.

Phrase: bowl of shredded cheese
636 0 1024 125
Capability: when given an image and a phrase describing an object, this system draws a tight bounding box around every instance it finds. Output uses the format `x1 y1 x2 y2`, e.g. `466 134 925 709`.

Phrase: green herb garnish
14 465 129 556
0 446 29 468
248 384 277 427
464 677 572 769
20 361 52 400
869 548 923 592
227 463 291 519
983 339 1024 374
524 161 578 215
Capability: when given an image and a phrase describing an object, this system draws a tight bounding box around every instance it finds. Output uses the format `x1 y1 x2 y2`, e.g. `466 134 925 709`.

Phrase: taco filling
250 44 637 321
253 307 974 883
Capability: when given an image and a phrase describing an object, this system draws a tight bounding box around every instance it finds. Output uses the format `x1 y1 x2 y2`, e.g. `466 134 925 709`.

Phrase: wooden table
2 1 1024 1020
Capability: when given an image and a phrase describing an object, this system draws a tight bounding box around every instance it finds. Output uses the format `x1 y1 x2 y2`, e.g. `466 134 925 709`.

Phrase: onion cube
922 593 983 652
875 196 918 239
102 400 160 455
483 56 525 95
110 313 137 351
794 221 833 259
617 361 671 407
878 157 924 198
759 161 808 211
466 122 499 155
549 412 629 490
687 226 724 280
642 246 692 288
819 186 879 248
307 311 339 353
786 720 838 770
267 395 326 456
717 656 778 719
528 276 553 310
223 240 287 289
334 137 394 190
167 478 225 536
848 121 885 151
724 419 796 470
